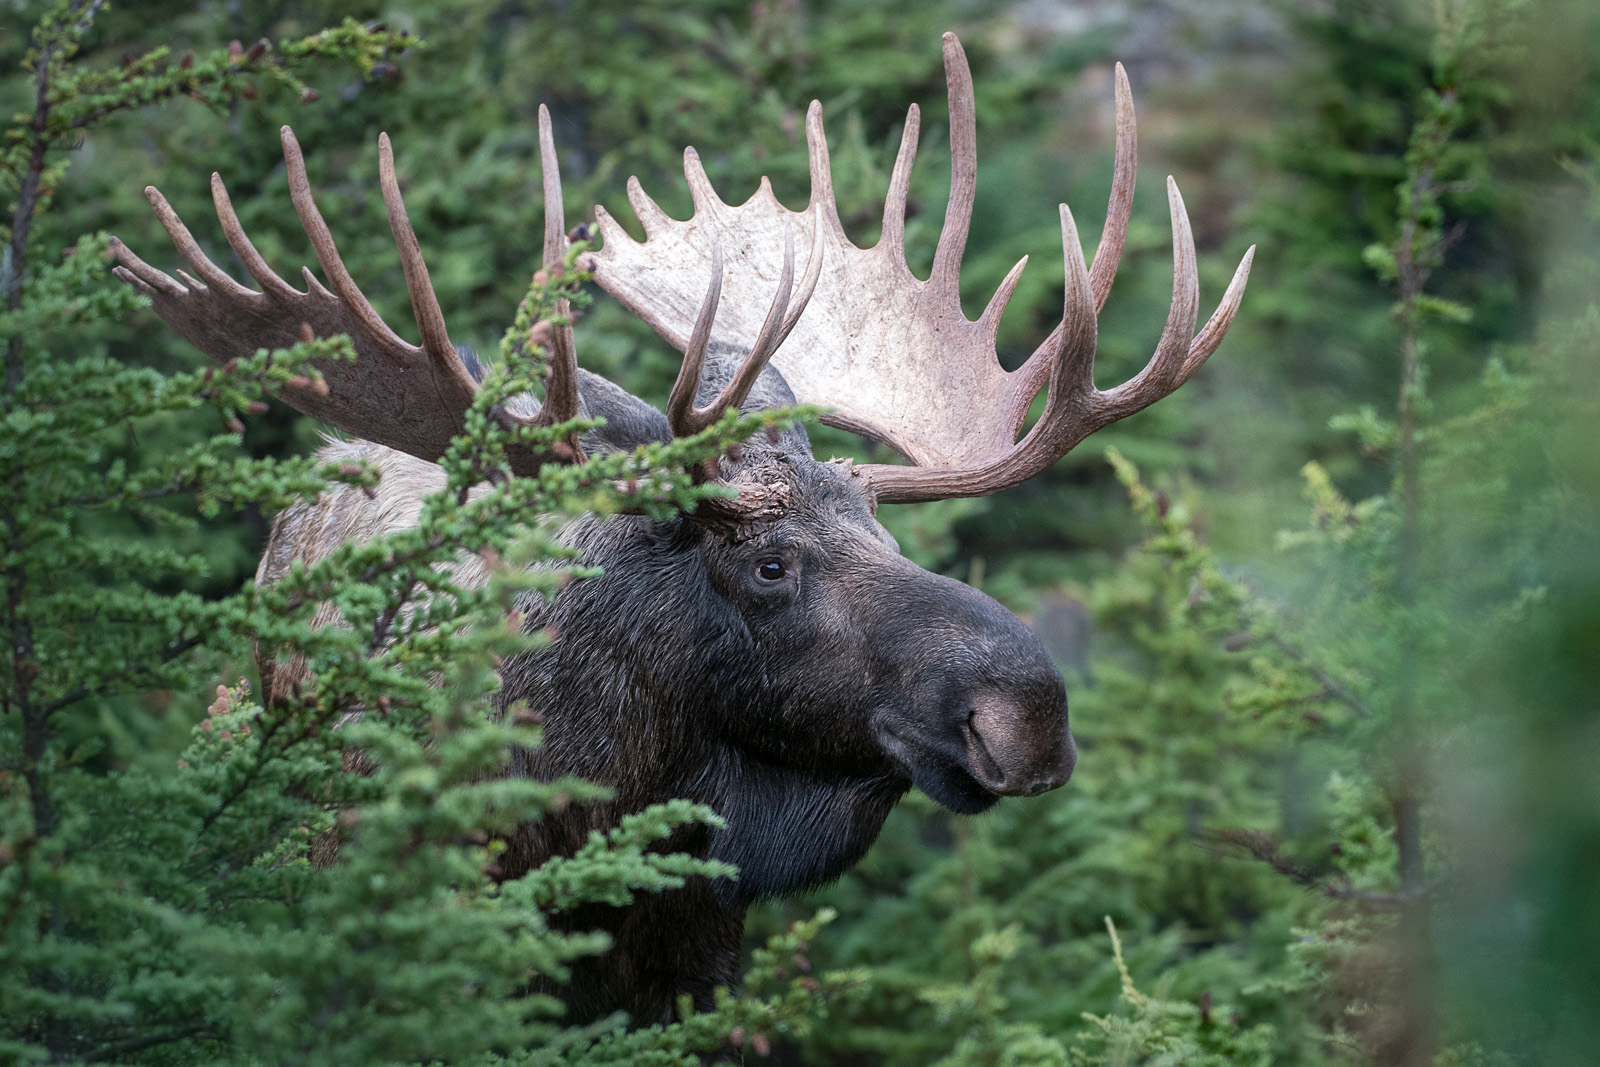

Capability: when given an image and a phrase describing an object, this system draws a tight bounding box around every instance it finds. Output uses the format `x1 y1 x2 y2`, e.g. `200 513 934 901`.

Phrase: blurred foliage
3 0 1599 1063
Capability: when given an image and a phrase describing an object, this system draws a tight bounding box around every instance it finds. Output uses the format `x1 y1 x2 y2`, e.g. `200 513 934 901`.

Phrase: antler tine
982 204 1098 469
1093 176 1199 422
976 254 1028 339
535 104 582 430
377 133 460 378
625 175 673 237
108 238 186 299
667 242 726 437
684 146 722 215
1179 244 1255 386
210 172 300 301
779 209 825 343
1007 62 1142 410
711 221 803 417
879 104 920 265
1052 204 1100 397
539 106 567 272
863 203 1096 505
929 32 977 293
141 186 253 298
1009 204 1099 467
672 221 816 437
805 101 846 243
1089 63 1137 312
281 126 414 356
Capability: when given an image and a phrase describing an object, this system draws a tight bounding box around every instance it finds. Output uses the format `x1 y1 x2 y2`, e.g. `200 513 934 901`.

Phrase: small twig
368 580 418 654
1266 634 1374 718
194 706 310 837
4 0 106 394
1203 826 1448 912
1199 827 1320 886
82 1020 212 1062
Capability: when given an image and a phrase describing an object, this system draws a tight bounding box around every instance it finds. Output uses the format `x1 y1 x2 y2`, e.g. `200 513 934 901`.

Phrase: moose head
109 33 1250 1026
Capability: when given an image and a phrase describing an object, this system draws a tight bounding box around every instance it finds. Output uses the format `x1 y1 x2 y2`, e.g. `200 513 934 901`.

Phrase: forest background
3 0 1598 1065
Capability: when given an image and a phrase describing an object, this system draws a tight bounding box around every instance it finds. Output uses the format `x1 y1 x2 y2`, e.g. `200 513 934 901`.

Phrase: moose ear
575 369 673 453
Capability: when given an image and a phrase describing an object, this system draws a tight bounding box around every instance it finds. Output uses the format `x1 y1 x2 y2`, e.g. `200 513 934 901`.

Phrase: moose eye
756 560 786 582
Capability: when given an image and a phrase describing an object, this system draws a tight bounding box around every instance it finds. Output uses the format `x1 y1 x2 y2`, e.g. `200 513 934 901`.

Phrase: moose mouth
871 716 1004 815
872 700 1075 816
963 722 1009 792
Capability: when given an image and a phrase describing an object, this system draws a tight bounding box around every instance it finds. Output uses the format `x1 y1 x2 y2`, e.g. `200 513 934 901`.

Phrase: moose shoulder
110 32 1250 1027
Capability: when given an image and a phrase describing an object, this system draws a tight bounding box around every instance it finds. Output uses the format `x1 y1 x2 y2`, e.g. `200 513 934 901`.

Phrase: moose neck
700 749 906 901
500 509 908 901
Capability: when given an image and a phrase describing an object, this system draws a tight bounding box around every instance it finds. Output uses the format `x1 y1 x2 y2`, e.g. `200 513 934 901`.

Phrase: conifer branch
81 1020 215 1062
33 633 205 716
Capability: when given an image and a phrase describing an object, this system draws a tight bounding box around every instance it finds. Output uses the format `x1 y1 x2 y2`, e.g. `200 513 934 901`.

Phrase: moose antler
111 110 820 508
587 32 1254 504
669 219 823 439
110 125 580 473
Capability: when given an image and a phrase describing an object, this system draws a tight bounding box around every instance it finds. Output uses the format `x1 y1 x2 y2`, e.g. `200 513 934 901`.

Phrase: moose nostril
963 720 1009 792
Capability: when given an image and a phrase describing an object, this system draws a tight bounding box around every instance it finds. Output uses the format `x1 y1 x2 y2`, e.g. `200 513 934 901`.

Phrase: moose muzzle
964 688 1077 797
867 567 1077 815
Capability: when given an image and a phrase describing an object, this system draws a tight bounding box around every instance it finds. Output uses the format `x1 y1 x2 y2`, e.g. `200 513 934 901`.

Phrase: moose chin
110 31 1249 1029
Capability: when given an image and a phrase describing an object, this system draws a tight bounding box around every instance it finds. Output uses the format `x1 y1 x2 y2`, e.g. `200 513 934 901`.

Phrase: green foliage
2 5 848 1062
524 911 863 1067
4 0 1600 1064
1069 919 1274 1067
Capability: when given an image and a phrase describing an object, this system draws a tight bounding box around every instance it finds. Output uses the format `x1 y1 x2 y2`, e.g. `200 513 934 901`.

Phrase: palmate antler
110 108 817 515
586 32 1255 505
109 118 580 475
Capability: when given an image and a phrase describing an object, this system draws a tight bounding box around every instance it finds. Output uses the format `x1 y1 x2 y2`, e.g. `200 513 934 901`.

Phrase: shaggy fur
259 348 1076 1025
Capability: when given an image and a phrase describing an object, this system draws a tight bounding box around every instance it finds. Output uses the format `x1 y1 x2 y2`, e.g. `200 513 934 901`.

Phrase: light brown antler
667 218 823 438
530 104 583 449
110 121 582 476
586 32 1254 505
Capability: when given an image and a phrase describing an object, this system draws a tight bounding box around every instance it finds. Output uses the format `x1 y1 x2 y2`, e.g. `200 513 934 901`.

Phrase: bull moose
109 33 1251 1026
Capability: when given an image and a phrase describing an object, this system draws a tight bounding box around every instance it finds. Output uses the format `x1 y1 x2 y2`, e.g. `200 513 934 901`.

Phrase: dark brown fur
261 351 1076 1025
